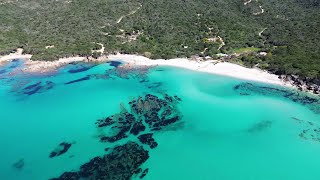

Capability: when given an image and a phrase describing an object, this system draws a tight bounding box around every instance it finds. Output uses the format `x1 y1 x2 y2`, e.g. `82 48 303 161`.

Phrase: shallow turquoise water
0 60 320 180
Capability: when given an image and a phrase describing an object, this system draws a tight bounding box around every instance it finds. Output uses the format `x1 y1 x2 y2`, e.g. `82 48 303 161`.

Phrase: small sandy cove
0 48 32 63
0 50 290 87
107 54 291 87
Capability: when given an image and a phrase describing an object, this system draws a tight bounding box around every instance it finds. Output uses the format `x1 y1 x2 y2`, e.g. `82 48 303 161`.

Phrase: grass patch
230 47 260 54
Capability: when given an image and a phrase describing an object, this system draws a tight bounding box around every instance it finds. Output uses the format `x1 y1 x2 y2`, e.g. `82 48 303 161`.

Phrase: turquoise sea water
0 60 320 180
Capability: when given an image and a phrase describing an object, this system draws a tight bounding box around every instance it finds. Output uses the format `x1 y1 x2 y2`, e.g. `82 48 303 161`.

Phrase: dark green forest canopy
0 0 319 80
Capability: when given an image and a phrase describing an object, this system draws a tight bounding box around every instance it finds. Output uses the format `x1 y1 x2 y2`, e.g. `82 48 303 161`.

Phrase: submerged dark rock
49 142 72 158
63 63 153 87
51 142 149 180
139 79 149 83
52 94 183 180
138 133 158 149
0 69 7 74
24 82 41 90
95 116 115 128
174 95 182 101
292 117 320 142
12 159 24 170
65 76 90 85
146 82 162 89
100 132 128 143
140 168 149 179
240 92 250 96
98 112 135 143
0 59 21 75
22 81 55 95
108 61 123 67
105 64 152 80
96 94 183 141
67 63 96 73
247 120 272 133
52 172 80 180
68 66 92 73
9 59 21 69
233 82 320 113
130 121 146 135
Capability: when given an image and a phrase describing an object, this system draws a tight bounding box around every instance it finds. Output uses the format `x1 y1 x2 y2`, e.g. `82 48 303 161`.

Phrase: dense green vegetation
0 0 319 82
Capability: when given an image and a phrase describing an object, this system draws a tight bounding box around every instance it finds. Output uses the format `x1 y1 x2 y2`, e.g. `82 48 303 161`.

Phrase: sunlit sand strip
0 48 32 62
244 0 252 5
0 49 294 88
107 54 292 88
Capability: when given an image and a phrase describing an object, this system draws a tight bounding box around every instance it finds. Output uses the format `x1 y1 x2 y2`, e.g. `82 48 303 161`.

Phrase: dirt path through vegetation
92 43 105 54
244 0 252 5
116 3 142 24
258 28 267 37
253 6 264 15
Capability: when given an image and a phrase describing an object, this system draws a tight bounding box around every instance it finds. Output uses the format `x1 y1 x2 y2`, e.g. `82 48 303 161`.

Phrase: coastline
23 56 108 74
0 49 108 74
107 54 292 88
0 48 32 63
0 50 296 90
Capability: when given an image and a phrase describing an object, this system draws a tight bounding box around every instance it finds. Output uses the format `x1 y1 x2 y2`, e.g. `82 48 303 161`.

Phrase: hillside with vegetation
0 0 319 83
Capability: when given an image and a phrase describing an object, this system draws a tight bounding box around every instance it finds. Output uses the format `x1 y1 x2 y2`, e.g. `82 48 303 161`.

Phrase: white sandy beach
0 50 291 88
107 54 291 87
0 48 32 62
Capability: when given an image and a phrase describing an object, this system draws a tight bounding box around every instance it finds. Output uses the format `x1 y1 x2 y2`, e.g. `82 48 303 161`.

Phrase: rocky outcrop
49 142 73 158
234 82 320 114
52 94 183 180
278 74 320 95
96 94 183 143
51 142 149 180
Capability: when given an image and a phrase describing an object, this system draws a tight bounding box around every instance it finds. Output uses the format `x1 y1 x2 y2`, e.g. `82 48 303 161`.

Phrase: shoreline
0 50 108 74
107 54 293 88
0 50 302 91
